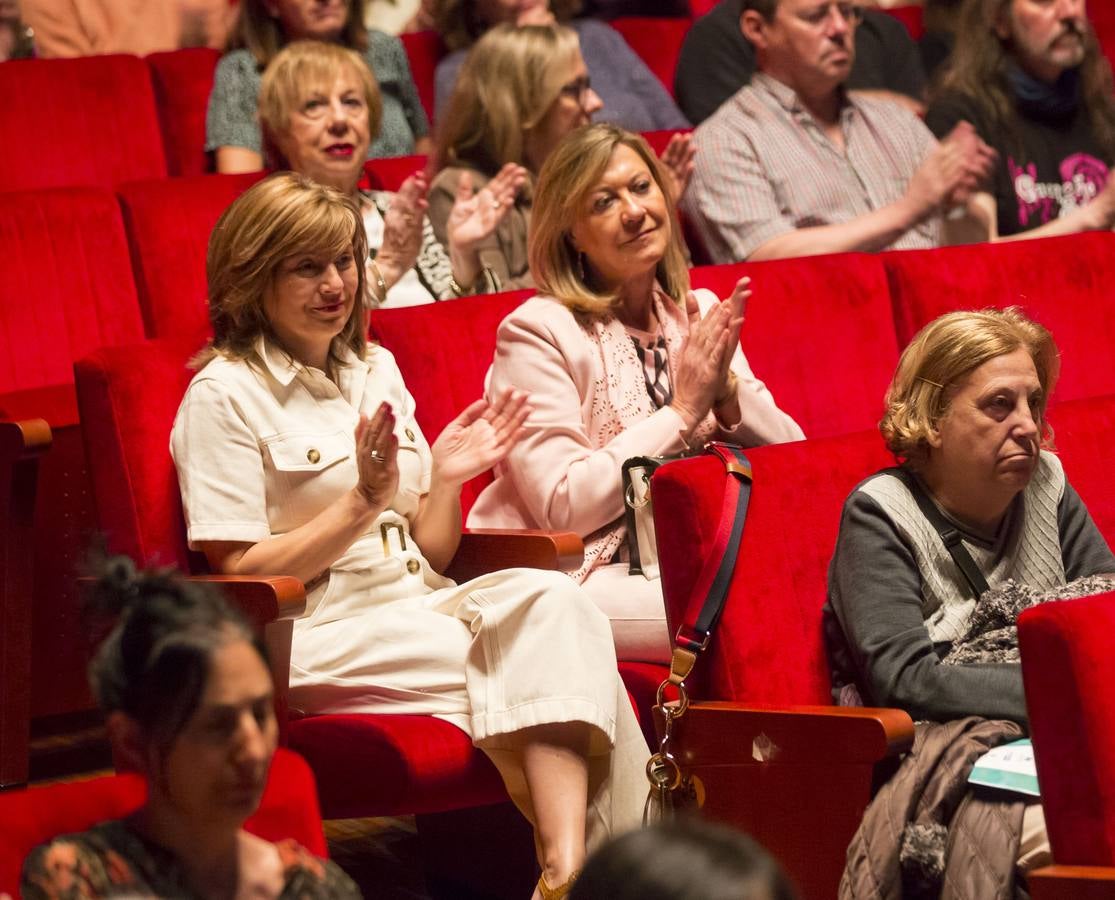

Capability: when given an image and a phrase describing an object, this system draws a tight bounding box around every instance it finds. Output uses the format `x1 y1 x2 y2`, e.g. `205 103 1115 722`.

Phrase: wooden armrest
188 575 306 629
0 418 52 461
75 574 306 628
1029 865 1115 900
662 702 915 765
445 529 584 582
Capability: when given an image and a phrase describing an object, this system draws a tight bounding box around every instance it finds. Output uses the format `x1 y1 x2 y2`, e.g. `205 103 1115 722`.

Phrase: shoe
538 869 579 899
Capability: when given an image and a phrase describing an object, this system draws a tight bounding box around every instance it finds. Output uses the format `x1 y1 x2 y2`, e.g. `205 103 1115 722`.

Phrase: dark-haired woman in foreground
21 558 359 899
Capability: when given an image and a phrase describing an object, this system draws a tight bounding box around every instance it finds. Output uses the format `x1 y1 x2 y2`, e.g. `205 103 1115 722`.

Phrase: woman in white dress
170 171 647 899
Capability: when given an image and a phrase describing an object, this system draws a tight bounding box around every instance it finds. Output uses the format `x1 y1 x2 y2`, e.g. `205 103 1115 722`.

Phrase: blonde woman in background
431 24 695 290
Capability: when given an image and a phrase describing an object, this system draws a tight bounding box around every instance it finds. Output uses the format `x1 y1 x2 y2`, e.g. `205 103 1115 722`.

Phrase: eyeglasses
558 76 594 106
796 2 864 29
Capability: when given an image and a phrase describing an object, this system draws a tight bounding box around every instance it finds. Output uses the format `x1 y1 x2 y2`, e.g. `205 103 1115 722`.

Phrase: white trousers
289 567 648 850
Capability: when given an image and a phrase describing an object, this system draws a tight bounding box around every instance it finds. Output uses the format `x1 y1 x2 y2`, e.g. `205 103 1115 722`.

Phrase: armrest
0 418 52 461
1029 865 1115 900
188 575 306 629
662 702 915 765
445 529 584 583
0 419 51 788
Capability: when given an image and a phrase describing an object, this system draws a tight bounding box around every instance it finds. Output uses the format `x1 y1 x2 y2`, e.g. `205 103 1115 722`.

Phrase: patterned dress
22 820 360 899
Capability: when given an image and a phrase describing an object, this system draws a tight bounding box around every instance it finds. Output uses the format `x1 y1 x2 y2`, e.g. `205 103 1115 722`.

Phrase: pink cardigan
467 289 804 580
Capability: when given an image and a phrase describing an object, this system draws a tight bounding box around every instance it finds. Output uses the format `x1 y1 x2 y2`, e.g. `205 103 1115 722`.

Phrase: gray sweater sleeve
1059 479 1115 578
827 489 1028 725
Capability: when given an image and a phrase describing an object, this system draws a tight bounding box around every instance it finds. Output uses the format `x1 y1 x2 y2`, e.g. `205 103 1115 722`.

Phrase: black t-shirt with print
927 90 1113 237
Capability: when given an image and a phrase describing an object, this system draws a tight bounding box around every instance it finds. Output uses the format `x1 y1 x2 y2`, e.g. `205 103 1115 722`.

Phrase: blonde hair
230 0 368 66
436 23 581 175
433 0 582 52
530 123 690 319
881 307 1060 466
194 172 369 372
258 41 383 169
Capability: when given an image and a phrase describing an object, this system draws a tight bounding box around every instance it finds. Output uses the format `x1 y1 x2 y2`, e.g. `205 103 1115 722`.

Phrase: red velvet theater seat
880 4 924 41
884 232 1115 404
368 290 533 516
0 55 166 192
146 47 222 177
1045 394 1115 546
117 173 265 343
1019 592 1115 897
690 252 899 439
0 747 327 897
73 337 584 824
0 188 147 783
609 17 690 96
400 30 443 121
650 430 914 900
363 154 430 192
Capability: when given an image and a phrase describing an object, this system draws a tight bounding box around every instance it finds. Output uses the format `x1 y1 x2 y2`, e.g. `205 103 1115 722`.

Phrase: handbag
622 452 696 578
642 442 754 821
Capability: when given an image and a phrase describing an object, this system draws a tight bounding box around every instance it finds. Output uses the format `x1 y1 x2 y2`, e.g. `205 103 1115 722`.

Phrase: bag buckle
675 624 711 653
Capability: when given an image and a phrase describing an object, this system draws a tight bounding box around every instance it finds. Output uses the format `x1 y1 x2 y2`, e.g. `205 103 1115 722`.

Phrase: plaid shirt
682 73 941 262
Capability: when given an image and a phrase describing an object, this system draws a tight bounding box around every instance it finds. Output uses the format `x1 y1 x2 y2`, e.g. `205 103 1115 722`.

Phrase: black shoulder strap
894 469 990 602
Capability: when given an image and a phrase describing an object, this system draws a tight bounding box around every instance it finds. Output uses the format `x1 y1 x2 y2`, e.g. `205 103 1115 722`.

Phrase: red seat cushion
652 430 893 703
1020 592 1115 866
0 55 166 191
117 173 265 342
0 748 327 896
690 253 899 439
146 48 222 178
884 233 1115 404
369 290 533 515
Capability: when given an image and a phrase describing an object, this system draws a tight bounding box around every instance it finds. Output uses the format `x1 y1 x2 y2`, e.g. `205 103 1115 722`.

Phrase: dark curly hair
85 554 267 756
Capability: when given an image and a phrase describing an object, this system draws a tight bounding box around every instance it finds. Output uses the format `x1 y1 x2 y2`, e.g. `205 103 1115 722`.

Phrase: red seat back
691 253 898 439
146 48 222 177
609 17 690 96
363 154 430 192
1045 395 1115 546
117 173 265 342
885 233 1115 404
1020 592 1115 866
1092 5 1115 72
0 56 166 192
0 747 327 896
652 429 893 703
0 189 147 720
401 30 444 121
75 339 199 570
368 290 532 515
880 4 924 40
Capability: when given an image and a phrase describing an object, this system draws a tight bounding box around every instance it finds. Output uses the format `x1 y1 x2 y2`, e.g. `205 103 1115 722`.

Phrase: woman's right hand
353 403 400 513
669 289 743 430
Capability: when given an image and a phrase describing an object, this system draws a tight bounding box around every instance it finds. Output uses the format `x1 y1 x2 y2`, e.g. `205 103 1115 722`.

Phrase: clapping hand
669 278 749 428
446 164 527 252
378 172 430 285
658 132 696 204
430 388 532 488
353 403 400 512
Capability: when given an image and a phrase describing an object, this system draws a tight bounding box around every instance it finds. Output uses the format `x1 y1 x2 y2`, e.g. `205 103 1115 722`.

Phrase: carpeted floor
326 816 430 898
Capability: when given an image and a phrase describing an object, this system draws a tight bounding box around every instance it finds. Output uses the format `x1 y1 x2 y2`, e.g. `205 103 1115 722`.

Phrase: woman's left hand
430 388 532 488
378 172 430 287
446 163 527 253
658 133 696 204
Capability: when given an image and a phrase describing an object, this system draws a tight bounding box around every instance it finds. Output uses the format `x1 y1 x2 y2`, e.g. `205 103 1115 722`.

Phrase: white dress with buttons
170 338 646 845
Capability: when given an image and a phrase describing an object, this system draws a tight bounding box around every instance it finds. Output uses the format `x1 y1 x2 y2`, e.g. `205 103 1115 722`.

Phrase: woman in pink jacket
467 124 804 663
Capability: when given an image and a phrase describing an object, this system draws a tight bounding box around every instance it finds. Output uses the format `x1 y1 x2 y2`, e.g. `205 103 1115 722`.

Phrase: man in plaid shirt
682 0 996 263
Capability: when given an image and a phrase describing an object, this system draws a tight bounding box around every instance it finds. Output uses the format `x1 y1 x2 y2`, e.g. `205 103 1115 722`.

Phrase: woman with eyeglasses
430 0 690 132
430 24 695 290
